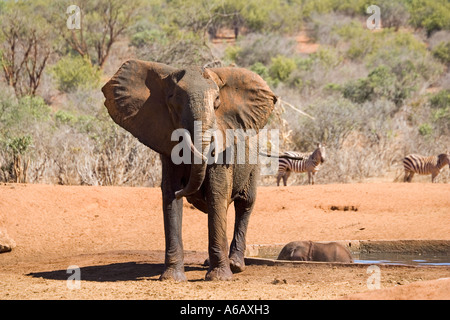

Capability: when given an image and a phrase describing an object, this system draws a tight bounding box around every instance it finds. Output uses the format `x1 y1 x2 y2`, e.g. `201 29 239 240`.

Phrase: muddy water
256 252 450 266
354 252 450 266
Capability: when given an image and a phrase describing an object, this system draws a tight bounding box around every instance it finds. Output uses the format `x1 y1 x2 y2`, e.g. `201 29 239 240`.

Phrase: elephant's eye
214 95 220 109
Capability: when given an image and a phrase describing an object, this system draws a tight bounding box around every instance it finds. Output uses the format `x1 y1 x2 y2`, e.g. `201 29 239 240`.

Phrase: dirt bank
0 182 449 299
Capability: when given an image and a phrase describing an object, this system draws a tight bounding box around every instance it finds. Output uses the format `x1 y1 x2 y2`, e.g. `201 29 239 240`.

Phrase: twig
279 98 315 120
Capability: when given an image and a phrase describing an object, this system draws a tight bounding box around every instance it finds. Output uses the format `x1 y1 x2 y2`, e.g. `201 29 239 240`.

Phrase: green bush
131 29 167 48
0 88 16 124
342 78 372 104
343 66 397 104
429 89 450 134
335 22 429 68
0 94 51 130
240 1 269 31
346 39 371 61
342 58 424 106
17 95 52 121
333 20 365 41
295 56 314 71
406 0 450 36
50 55 101 92
269 55 296 83
418 123 433 136
432 41 450 64
249 62 275 87
301 0 334 18
324 83 342 93
7 135 33 156
55 109 100 137
55 110 77 126
311 47 342 69
224 45 242 63
366 30 427 68
0 93 51 178
430 89 450 109
432 105 450 126
238 0 303 33
331 0 367 16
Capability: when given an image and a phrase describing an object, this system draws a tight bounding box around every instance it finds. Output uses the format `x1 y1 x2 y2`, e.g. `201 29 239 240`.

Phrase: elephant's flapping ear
102 59 178 156
206 67 277 133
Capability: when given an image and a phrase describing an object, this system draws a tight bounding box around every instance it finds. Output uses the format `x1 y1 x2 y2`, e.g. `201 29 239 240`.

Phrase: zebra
277 143 326 186
403 153 450 183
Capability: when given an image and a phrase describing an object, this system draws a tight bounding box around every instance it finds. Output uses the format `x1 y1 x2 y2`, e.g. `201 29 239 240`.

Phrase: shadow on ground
28 262 206 282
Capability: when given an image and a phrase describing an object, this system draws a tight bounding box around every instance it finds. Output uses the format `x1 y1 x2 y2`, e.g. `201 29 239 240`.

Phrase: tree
0 1 55 97
378 0 410 31
7 135 33 183
55 0 144 68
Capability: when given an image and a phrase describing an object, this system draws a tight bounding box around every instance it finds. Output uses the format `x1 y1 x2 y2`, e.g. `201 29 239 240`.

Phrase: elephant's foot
205 265 233 281
204 255 245 274
159 267 187 282
229 253 246 273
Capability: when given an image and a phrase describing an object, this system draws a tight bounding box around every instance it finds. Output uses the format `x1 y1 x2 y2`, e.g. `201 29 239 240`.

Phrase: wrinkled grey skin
277 241 353 263
102 60 276 281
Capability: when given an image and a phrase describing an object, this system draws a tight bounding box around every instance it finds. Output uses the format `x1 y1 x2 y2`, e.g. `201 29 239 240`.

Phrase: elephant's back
277 241 311 261
313 242 353 263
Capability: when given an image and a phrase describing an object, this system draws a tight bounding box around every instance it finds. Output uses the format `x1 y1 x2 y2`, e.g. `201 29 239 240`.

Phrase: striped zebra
403 153 450 183
277 143 326 186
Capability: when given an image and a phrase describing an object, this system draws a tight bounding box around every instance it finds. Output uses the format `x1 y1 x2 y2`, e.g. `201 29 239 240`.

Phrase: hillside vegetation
0 0 449 186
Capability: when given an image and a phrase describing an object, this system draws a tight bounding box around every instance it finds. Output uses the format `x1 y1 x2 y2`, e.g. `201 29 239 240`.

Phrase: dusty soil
0 182 449 300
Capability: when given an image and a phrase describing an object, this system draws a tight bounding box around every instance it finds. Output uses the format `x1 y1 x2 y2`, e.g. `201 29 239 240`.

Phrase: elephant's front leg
229 167 257 273
205 172 232 281
160 156 187 282
206 203 232 281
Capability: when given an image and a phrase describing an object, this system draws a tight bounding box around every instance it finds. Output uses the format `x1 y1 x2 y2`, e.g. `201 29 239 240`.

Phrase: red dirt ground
0 182 449 300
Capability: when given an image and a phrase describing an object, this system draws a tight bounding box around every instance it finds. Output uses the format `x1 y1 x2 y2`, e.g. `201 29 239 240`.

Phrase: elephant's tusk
212 130 219 164
174 130 211 200
181 130 207 162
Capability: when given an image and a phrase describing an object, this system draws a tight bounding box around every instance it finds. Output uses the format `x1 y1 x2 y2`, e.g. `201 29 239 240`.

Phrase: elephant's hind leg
229 199 254 273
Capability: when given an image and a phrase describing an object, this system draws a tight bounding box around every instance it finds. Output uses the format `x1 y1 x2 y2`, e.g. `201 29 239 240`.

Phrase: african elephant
102 60 277 281
277 241 353 263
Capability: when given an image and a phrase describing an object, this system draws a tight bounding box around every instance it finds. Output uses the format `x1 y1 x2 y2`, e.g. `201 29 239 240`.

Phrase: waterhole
255 252 449 266
246 240 450 267
353 252 450 266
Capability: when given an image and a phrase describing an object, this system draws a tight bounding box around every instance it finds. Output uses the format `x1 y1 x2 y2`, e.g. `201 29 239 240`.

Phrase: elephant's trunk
174 130 213 199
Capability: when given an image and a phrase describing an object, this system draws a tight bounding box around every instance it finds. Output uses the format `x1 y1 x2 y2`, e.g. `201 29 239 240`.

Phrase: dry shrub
76 129 161 187
0 85 162 187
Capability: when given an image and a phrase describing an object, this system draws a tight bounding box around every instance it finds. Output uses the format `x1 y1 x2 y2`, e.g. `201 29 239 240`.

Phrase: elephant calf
277 241 353 263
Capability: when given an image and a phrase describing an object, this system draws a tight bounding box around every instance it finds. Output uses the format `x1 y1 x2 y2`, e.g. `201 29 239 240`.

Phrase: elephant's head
102 60 277 198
